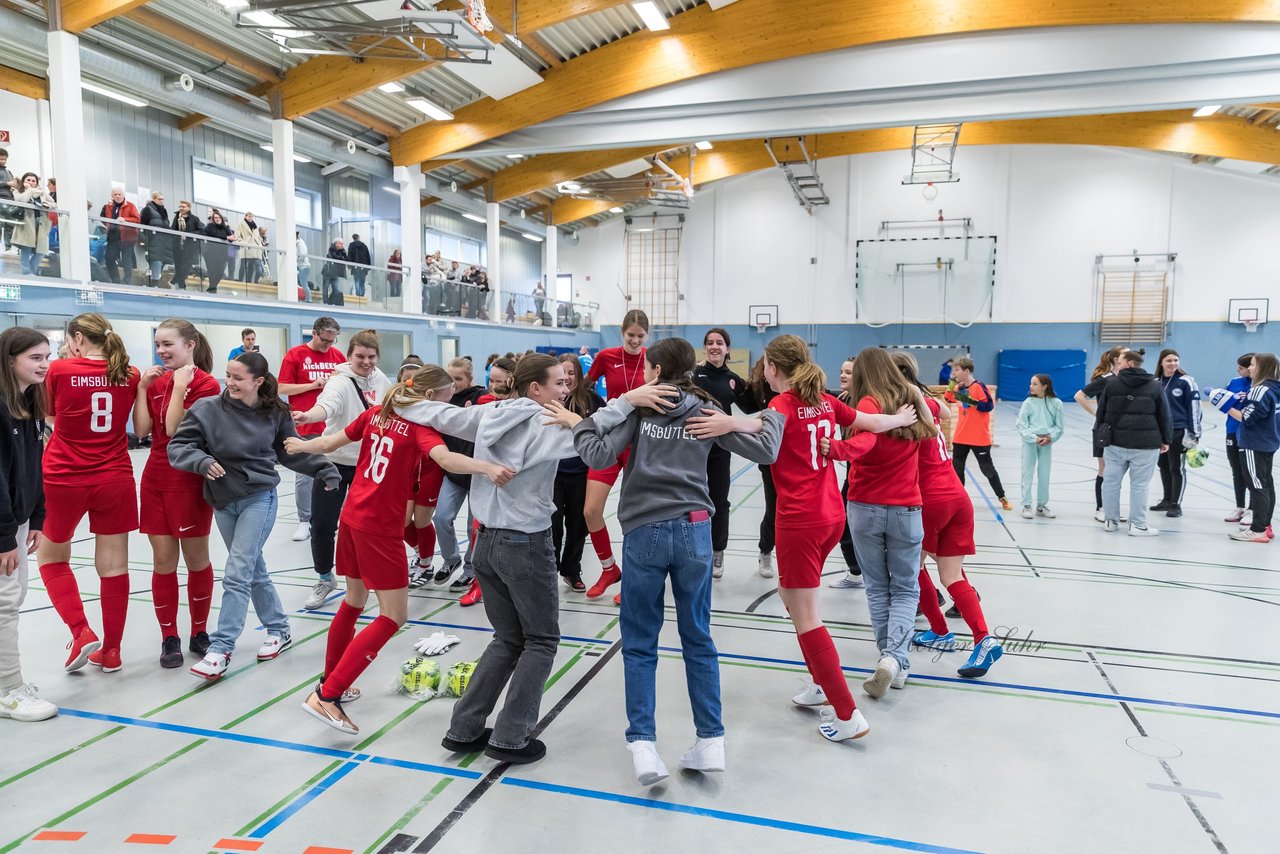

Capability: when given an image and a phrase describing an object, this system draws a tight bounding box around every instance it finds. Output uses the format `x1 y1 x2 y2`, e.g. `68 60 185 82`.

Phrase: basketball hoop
466 0 493 33
1244 320 1260 333
756 322 769 335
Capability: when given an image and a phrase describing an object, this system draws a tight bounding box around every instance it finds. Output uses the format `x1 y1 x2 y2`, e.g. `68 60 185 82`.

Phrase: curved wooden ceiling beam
389 0 1280 165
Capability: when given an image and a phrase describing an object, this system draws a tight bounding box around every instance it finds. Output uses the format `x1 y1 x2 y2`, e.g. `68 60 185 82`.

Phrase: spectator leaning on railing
170 201 203 291
235 212 265 283
100 188 141 285
201 209 234 293
10 173 55 276
139 191 173 289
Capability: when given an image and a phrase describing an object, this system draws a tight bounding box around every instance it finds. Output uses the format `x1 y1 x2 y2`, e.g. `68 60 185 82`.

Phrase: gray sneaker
828 572 864 589
712 551 725 579
304 579 338 610
757 552 774 578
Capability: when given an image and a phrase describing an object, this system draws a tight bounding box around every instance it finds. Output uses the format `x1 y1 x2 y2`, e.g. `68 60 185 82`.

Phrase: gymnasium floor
3 402 1275 854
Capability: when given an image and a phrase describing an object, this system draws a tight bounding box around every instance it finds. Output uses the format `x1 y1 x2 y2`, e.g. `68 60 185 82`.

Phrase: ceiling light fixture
506 153 525 160
631 1 670 32
82 81 148 108
694 140 713 151
461 212 488 223
609 206 625 213
521 232 544 242
378 82 406 94
407 97 455 121
1193 105 1222 117
382 185 401 195
259 144 312 163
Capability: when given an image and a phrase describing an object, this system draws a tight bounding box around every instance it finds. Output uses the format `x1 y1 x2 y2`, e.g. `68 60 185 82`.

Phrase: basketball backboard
748 304 779 333
1228 298 1269 333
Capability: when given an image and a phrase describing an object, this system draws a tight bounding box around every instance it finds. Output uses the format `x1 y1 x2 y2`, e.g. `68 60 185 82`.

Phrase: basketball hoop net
1244 320 1260 333
756 322 769 335
466 0 493 33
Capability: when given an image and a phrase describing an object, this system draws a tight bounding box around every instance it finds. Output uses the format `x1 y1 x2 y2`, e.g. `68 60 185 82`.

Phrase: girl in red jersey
822 348 937 699
135 319 221 669
287 364 513 735
893 353 1004 679
398 357 439 584
38 313 140 674
582 309 649 601
693 335 915 742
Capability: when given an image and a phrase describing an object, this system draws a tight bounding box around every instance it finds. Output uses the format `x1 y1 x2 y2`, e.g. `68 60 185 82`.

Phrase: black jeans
758 464 776 554
1157 429 1188 506
310 463 356 577
706 446 732 553
838 471 860 572
952 443 1006 500
105 240 136 285
203 248 226 291
1226 434 1251 509
551 469 588 578
1242 449 1276 533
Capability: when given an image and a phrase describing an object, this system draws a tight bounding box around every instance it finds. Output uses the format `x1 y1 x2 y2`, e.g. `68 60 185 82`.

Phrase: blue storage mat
998 349 1087 402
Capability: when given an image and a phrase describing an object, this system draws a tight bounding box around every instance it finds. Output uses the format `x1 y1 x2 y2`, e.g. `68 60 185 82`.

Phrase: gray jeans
847 502 922 671
434 477 475 577
0 522 30 691
446 526 559 751
295 471 312 524
1103 446 1159 529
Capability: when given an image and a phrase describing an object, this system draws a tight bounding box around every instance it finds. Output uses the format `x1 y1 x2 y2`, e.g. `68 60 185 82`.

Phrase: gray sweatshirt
314 362 391 466
573 392 783 535
397 396 630 533
168 394 340 509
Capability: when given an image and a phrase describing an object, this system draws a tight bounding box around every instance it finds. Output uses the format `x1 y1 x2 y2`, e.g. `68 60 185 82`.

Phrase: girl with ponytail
396 357 441 581
37 313 141 675
286 364 512 735
134 319 221 669
551 354 604 591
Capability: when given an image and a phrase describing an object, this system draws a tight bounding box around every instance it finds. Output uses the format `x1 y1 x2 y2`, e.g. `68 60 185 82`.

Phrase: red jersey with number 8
768 390 857 526
340 406 446 535
44 357 141 484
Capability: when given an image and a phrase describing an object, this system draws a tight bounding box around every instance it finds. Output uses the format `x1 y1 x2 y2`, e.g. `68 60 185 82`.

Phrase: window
460 240 481 265
295 192 316 229
233 178 275 220
192 160 318 227
439 235 461 262
423 231 441 256
193 169 230 209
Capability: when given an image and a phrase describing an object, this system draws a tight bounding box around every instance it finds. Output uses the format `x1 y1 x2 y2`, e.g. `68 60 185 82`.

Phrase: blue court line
966 474 1005 523
249 759 363 838
500 777 982 854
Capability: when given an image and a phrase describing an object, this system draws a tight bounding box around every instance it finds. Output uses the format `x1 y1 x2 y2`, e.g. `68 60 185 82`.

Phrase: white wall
559 144 1280 328
0 89 53 180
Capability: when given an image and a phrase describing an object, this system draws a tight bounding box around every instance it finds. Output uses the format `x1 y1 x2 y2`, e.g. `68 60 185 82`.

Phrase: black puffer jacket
0 387 46 552
1096 368 1173 450
140 201 175 265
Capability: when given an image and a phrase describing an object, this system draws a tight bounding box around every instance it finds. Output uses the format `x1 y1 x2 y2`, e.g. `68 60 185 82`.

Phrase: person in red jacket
37 313 141 674
582 309 649 603
135 319 221 669
99 188 140 285
944 356 1012 511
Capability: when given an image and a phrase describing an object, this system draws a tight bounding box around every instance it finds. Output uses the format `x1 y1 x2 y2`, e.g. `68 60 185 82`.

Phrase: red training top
828 396 922 507
767 390 857 526
44 357 141 484
278 344 346 436
587 346 647 401
340 406 446 535
142 368 222 490
918 397 968 503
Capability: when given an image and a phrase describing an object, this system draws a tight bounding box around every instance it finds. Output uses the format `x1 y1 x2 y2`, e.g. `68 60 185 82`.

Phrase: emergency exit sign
0 131 9 143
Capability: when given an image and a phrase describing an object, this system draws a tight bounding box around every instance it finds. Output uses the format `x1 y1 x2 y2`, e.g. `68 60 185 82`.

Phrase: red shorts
587 448 631 486
43 478 139 543
140 482 213 539
336 525 408 591
922 496 976 557
776 519 845 589
414 462 445 507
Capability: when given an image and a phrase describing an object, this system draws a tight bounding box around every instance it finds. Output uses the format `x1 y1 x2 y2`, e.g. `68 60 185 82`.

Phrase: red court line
124 834 176 845
212 840 263 852
33 830 87 842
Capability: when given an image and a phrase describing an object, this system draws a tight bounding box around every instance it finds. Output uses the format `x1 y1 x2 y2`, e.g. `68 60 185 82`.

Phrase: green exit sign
0 284 21 302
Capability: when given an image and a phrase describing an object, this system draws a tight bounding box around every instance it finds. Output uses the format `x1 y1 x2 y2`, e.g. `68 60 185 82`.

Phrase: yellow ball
445 661 478 697
399 657 441 696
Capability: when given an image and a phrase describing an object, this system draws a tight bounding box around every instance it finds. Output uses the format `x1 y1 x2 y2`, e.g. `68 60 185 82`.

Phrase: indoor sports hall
1 3 1278 854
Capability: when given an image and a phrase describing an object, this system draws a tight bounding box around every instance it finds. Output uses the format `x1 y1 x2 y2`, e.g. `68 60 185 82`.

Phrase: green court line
232 760 343 838
1138 706 1280 729
363 779 455 854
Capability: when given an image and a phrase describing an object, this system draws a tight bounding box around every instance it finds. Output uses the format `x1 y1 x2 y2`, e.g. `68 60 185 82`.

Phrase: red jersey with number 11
340 406 446 535
767 390 857 526
44 357 141 484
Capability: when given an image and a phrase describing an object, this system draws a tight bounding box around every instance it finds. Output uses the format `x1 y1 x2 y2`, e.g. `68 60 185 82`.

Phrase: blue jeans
18 247 42 275
847 502 922 671
352 270 367 297
1103 446 1159 529
298 266 311 290
209 491 289 655
433 478 475 578
620 517 723 743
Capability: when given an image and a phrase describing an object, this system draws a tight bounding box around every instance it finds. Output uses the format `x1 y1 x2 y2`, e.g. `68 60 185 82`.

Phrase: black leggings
1157 429 1188 506
311 463 356 577
1242 449 1276 533
838 471 860 573
707 446 732 553
758 464 776 554
552 469 588 577
1226 435 1252 509
952 443 1006 500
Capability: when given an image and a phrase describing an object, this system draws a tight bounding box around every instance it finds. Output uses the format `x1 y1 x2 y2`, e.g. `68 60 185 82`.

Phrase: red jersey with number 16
587 346 647 401
340 406 446 535
767 390 857 526
44 357 141 484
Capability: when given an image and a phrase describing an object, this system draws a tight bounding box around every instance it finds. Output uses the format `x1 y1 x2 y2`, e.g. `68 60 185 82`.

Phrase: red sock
403 522 417 549
188 565 214 635
324 601 363 679
469 518 480 548
152 571 180 639
416 524 436 561
797 627 855 720
38 562 88 638
589 527 615 567
322 615 398 699
946 579 988 644
99 574 130 652
917 569 949 635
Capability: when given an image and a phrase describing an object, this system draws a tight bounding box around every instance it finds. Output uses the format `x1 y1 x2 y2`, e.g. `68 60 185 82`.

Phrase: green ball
445 661 478 697
399 657 441 695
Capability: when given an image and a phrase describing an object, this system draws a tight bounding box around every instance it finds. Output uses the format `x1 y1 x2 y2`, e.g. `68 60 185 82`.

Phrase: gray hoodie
397 396 630 533
573 392 783 535
314 362 391 466
168 394 340 509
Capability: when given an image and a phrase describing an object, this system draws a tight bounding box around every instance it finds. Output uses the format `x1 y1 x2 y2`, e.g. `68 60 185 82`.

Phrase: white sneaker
1229 528 1271 543
190 651 231 680
1094 509 1106 523
628 740 669 786
1128 524 1159 537
1104 519 1119 533
828 572 864 589
1021 505 1034 519
257 634 292 661
679 736 725 772
757 552 774 578
792 683 828 707
890 666 909 690
818 708 870 742
304 579 338 610
0 683 58 722
1036 505 1056 518
1241 510 1254 527
291 522 311 542
863 655 900 699
711 551 724 579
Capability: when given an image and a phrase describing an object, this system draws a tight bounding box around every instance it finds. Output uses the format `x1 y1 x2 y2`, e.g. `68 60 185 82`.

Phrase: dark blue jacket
1225 376 1250 437
1239 379 1280 453
1158 373 1202 438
